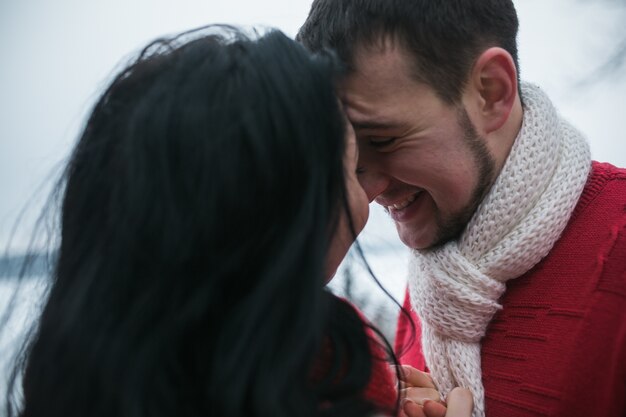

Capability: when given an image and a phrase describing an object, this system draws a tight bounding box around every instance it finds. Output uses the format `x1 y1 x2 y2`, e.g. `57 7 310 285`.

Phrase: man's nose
358 169 391 203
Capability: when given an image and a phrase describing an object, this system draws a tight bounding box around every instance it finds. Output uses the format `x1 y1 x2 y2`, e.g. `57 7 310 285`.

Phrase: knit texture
408 83 591 417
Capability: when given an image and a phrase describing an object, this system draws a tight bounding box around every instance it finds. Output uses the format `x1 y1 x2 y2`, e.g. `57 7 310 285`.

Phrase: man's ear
466 47 518 134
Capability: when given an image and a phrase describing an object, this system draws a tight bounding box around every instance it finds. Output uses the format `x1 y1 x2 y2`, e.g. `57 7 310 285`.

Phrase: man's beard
428 108 497 250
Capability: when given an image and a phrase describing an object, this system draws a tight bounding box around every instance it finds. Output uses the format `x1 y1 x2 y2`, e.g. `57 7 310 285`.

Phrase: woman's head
60 26 350 288
326 122 369 278
14 26 377 417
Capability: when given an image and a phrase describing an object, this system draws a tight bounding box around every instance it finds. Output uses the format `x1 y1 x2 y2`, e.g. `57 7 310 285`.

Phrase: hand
397 366 473 417
402 387 474 417
397 365 441 417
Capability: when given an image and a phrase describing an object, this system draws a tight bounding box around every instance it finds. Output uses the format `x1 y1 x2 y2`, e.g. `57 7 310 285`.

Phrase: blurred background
1 0 625 400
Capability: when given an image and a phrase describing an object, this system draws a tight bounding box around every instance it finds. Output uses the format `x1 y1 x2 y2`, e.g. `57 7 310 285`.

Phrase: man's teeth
389 192 419 211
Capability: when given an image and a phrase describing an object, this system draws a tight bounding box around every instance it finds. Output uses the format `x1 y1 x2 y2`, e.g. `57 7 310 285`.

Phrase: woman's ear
465 47 518 134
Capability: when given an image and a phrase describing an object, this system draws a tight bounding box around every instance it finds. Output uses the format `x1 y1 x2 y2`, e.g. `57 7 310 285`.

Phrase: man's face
341 44 496 250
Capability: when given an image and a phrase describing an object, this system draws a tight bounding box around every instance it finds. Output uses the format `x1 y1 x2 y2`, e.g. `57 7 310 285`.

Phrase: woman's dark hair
6 26 394 417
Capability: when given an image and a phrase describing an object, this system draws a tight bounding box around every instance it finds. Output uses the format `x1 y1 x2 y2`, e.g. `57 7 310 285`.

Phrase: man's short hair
297 0 521 104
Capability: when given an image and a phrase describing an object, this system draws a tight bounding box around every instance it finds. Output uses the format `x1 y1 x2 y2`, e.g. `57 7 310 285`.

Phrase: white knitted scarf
407 83 591 417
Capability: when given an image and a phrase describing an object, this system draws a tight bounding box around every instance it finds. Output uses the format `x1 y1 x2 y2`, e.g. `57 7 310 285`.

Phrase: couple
7 1 626 417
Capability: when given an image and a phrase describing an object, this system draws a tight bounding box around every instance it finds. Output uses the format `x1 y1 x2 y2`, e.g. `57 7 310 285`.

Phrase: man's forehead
339 48 417 107
342 101 397 131
339 74 406 130
340 93 378 126
341 96 405 135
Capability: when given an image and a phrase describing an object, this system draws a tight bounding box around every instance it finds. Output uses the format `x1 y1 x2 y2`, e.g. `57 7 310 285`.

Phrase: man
298 1 626 417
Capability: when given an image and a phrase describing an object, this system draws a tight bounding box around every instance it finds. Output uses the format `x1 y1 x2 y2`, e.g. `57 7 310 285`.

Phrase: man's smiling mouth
386 191 422 212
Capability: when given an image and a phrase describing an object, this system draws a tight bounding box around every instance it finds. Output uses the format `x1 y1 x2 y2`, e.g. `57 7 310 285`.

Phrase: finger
402 399 426 417
444 388 474 417
422 400 448 417
401 387 441 405
398 365 437 389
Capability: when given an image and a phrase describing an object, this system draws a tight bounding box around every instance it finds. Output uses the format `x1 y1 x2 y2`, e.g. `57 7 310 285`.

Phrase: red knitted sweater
395 161 626 417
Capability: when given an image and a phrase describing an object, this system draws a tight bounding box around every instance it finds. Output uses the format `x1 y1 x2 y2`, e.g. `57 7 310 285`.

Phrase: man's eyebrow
350 119 399 131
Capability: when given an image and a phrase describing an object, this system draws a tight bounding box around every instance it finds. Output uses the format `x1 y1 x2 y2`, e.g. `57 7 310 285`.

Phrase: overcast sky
1 0 625 253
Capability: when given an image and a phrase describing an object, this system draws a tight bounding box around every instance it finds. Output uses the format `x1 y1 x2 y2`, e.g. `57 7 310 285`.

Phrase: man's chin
396 224 435 251
396 215 469 251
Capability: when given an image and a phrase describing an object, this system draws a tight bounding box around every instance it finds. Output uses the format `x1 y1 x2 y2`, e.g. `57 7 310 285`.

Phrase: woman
6 26 470 417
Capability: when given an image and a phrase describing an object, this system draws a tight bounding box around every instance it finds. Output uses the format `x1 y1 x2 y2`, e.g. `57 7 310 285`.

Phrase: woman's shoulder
335 296 399 415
